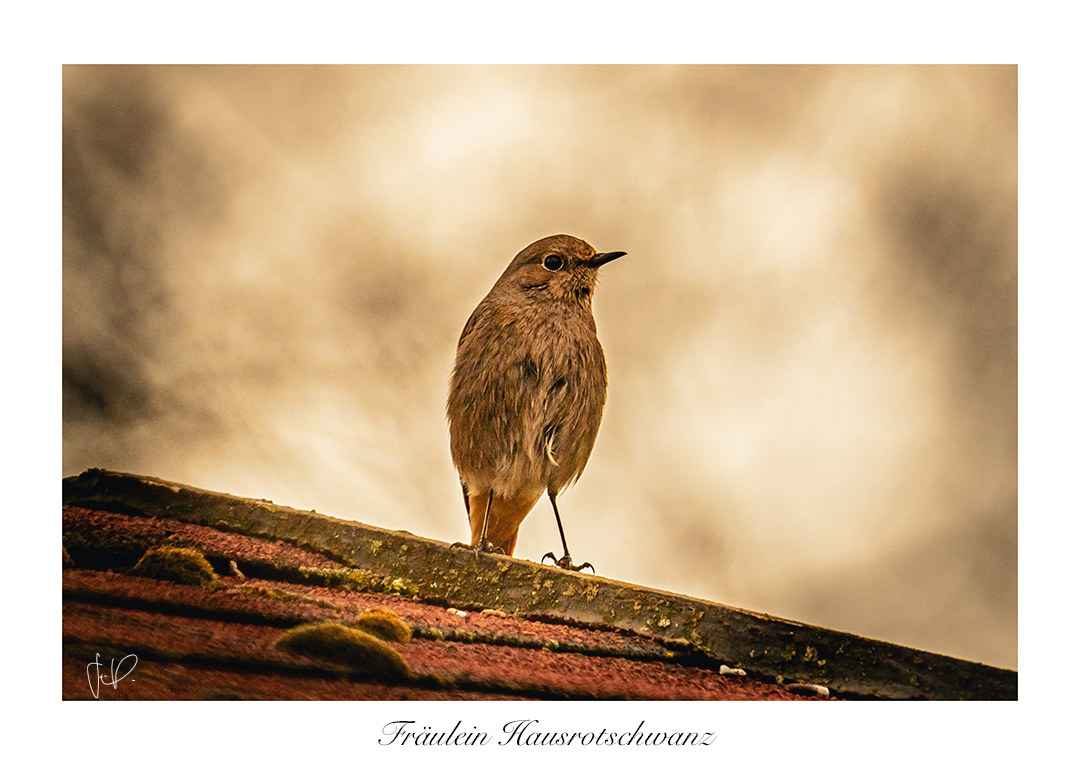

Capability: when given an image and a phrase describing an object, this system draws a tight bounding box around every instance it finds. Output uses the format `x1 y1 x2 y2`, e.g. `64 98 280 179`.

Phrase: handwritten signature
87 652 138 699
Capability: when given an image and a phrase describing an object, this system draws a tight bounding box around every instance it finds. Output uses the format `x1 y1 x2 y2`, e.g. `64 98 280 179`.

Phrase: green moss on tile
132 546 215 586
355 609 413 643
287 565 417 596
276 621 412 679
299 566 373 590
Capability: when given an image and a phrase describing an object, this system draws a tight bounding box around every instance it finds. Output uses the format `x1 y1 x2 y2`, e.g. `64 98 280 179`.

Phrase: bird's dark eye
543 254 564 271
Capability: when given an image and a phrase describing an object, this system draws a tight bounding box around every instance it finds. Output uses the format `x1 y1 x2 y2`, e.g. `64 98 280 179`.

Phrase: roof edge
63 468 1017 700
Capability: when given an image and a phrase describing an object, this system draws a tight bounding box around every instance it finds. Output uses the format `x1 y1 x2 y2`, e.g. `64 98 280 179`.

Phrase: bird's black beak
587 250 627 268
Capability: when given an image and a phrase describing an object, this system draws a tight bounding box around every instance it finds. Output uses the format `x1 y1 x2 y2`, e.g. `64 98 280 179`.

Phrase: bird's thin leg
450 486 472 551
479 488 494 548
450 487 502 555
542 490 593 573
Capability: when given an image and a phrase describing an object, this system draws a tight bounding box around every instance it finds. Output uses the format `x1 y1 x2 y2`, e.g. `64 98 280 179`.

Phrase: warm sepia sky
62 65 1017 669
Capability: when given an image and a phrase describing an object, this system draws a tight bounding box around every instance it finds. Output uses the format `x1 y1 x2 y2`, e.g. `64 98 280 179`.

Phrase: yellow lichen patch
355 609 413 643
275 621 412 680
132 546 215 586
386 577 415 595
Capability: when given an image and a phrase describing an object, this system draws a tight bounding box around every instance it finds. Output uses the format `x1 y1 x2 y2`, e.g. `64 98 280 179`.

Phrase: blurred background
62 65 1017 669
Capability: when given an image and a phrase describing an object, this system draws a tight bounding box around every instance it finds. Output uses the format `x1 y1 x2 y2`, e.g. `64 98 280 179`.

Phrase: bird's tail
468 490 541 557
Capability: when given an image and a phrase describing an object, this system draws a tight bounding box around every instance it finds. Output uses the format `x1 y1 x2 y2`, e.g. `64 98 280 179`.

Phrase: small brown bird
447 234 625 571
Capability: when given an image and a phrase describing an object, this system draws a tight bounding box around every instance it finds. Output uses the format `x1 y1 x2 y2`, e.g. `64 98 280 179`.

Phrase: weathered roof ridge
63 468 1017 700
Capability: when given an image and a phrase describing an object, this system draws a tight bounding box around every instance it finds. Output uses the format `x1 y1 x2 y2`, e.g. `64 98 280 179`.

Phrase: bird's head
494 234 626 306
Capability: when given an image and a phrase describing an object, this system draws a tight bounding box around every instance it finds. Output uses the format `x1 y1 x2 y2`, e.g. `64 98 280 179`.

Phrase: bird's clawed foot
542 551 594 573
451 540 505 556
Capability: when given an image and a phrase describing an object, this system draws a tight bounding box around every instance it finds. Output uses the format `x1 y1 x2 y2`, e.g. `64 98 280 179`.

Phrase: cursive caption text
379 719 715 747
